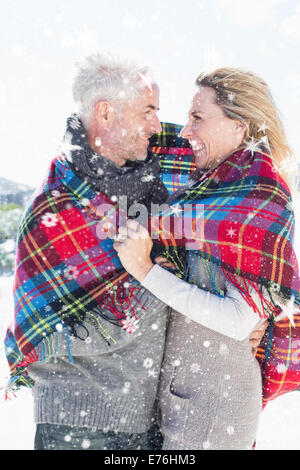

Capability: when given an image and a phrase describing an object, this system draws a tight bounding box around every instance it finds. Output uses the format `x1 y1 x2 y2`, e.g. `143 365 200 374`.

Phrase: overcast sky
1 0 300 186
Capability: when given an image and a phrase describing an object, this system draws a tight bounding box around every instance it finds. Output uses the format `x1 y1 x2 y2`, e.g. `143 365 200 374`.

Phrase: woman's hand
113 219 154 282
249 320 269 356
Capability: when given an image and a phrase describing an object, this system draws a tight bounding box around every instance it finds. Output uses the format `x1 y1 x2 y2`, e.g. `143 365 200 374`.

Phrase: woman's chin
194 149 210 169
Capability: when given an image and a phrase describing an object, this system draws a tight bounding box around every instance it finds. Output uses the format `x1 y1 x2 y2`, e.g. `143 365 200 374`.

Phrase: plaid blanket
4 121 300 407
4 122 191 395
4 158 155 393
151 130 300 407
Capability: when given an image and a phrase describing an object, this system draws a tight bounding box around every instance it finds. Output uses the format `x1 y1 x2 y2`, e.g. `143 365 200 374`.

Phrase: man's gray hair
72 51 156 128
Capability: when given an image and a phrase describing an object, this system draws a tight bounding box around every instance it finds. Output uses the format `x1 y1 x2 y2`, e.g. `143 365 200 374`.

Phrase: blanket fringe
2 325 74 398
221 269 281 319
101 285 146 334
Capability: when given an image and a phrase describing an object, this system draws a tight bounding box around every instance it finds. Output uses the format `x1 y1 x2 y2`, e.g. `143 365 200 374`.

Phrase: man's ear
94 101 115 130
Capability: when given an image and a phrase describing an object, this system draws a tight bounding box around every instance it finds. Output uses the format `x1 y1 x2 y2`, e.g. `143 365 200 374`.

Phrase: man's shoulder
149 122 190 149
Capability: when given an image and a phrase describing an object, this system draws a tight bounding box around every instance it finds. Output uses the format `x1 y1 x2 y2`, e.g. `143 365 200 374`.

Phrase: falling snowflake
41 212 58 228
244 136 262 156
78 198 90 207
143 357 154 369
55 323 63 333
64 266 79 280
148 369 158 378
59 131 82 161
203 440 211 450
122 318 139 334
51 190 60 198
141 173 155 183
219 343 229 356
226 227 237 238
276 363 288 373
203 341 210 348
170 203 183 217
190 363 201 373
122 382 131 394
227 426 235 435
81 439 91 449
257 121 269 134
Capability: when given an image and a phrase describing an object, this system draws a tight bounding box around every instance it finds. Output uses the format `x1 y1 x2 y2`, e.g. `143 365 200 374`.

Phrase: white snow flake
122 318 139 334
219 343 229 356
276 363 288 374
226 227 237 238
141 173 155 183
81 439 91 449
148 369 158 378
64 266 79 280
122 382 131 394
258 121 269 134
190 363 201 374
41 212 58 228
170 203 183 217
244 136 262 156
143 357 154 369
203 440 211 450
227 426 235 435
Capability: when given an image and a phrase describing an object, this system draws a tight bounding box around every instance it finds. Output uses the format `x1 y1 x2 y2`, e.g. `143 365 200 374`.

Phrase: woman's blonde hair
196 67 296 190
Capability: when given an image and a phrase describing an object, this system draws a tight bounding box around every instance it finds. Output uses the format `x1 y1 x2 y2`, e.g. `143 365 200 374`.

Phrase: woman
114 67 300 450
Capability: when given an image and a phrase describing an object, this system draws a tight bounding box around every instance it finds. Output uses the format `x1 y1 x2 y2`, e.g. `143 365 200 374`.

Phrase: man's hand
249 320 269 356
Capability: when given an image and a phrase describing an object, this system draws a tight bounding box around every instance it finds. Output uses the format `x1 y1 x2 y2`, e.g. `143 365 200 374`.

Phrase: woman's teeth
190 140 205 151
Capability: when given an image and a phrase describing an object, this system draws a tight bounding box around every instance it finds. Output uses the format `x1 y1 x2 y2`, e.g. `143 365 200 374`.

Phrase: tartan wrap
4 121 300 407
150 122 196 194
150 132 300 407
4 156 139 392
4 121 193 394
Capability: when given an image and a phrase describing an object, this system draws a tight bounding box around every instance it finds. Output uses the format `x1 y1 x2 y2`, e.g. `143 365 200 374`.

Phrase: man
5 52 266 451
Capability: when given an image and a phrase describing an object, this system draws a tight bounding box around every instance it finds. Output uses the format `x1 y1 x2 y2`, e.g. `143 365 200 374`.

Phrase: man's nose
151 115 162 134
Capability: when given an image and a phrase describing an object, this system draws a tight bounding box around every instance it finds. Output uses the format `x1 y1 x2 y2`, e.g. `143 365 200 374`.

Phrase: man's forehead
126 83 159 109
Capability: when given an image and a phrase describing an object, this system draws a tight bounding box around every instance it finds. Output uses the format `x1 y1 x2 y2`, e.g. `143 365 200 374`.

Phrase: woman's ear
234 119 249 140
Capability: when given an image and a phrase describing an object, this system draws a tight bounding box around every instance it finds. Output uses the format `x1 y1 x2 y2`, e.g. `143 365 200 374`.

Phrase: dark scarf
66 114 169 211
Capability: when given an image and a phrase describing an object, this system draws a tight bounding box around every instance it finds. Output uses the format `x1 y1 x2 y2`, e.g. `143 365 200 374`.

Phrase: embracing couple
5 51 300 450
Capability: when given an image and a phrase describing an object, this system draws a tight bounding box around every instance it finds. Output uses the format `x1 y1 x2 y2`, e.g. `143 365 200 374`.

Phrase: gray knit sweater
29 285 169 433
142 256 263 450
